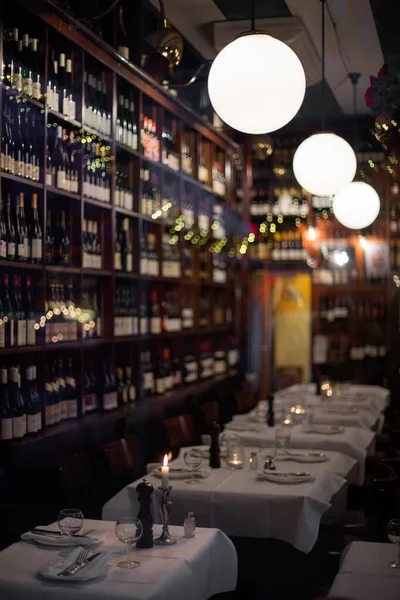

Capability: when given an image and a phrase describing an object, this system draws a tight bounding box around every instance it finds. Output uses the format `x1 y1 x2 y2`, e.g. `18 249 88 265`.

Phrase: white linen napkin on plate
22 526 107 547
151 466 210 480
257 471 315 484
38 547 111 581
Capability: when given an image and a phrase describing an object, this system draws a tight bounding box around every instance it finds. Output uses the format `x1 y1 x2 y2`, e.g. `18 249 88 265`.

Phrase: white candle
161 454 169 488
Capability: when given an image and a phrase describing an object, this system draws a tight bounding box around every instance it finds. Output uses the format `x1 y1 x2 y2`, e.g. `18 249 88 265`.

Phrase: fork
57 549 89 577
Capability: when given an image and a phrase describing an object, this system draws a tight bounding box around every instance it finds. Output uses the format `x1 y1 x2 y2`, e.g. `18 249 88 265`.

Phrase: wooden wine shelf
0 172 44 189
83 198 112 210
47 108 82 129
47 186 80 201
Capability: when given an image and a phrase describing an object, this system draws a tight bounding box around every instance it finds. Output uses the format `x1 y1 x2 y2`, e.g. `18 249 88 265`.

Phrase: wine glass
387 518 400 568
115 517 143 569
57 509 84 548
275 426 291 455
183 450 203 484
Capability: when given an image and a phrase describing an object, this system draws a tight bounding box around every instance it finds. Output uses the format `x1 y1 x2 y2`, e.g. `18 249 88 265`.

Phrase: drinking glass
275 426 291 455
183 450 203 484
115 517 143 569
387 518 400 568
57 509 84 548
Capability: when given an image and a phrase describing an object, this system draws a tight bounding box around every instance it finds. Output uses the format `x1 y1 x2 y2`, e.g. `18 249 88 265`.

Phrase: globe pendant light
292 0 357 196
332 182 380 229
207 0 306 134
332 75 380 229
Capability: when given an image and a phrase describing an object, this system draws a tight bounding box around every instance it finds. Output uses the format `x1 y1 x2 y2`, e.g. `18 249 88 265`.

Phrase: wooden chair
275 366 303 391
200 401 221 431
235 380 257 414
163 414 196 451
104 437 138 482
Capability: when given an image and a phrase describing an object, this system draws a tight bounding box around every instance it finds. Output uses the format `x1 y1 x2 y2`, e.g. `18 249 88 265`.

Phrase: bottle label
17 320 26 346
22 77 32 97
140 318 148 335
36 411 42 431
7 242 15 258
13 415 25 438
128 385 136 402
24 238 30 260
27 414 36 434
32 81 41 100
0 240 6 258
151 317 162 335
1 417 13 440
56 169 66 190
31 239 42 260
126 254 133 273
144 372 154 393
17 243 25 259
24 162 32 180
26 320 36 346
67 399 78 419
118 46 130 60
140 257 148 275
156 377 165 395
114 252 122 271
12 72 22 91
0 322 5 348
104 392 117 411
9 320 15 346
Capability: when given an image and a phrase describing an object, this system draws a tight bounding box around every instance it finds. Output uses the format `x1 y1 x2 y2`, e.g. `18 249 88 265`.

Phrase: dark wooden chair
200 401 221 431
235 381 257 414
104 437 138 493
163 414 196 451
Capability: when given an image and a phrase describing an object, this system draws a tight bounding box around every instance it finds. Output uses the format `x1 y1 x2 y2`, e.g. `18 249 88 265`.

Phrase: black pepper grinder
209 421 221 469
267 393 275 427
135 478 154 548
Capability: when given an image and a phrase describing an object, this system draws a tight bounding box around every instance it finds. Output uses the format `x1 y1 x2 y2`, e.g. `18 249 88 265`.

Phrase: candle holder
154 485 176 546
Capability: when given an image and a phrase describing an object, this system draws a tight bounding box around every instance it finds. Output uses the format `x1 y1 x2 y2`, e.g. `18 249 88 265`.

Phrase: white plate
258 472 315 484
38 549 111 581
21 529 106 548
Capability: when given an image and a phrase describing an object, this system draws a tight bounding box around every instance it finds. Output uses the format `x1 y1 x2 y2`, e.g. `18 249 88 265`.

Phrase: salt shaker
248 451 258 470
183 512 196 537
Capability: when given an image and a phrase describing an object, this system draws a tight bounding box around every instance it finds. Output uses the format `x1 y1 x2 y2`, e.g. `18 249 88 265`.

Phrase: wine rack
0 0 249 446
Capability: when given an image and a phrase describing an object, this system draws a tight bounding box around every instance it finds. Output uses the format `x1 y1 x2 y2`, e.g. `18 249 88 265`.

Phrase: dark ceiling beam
369 0 400 72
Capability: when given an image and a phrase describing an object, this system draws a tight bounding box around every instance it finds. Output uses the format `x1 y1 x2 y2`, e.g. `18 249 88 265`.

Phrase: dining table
220 422 375 485
0 519 237 600
328 541 400 599
102 446 357 554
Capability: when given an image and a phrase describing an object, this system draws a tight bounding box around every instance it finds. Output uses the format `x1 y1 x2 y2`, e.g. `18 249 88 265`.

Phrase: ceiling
151 0 392 122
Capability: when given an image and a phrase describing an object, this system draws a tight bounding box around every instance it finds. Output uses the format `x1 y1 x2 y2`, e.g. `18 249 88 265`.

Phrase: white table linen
329 541 400 599
222 423 374 485
0 519 237 600
103 447 356 554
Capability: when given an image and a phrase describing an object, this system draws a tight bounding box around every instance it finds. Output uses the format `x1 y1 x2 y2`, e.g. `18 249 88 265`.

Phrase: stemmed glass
275 426 292 456
57 509 84 549
387 518 400 568
115 517 143 569
183 450 203 484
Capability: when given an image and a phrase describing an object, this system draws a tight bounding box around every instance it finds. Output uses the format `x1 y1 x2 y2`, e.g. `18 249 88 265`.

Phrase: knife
64 552 103 577
31 528 94 538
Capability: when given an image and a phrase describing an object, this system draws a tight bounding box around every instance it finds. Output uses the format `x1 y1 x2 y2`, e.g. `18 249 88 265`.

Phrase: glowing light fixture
332 182 380 230
207 0 306 134
292 0 356 196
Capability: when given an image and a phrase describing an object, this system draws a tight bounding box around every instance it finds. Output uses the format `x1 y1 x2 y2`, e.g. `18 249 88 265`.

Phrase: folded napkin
38 546 111 581
275 451 328 463
226 421 263 432
152 466 210 479
257 471 315 484
303 425 344 435
22 526 107 547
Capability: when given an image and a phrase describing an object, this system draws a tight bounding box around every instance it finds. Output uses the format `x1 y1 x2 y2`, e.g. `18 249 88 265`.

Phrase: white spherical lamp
292 133 357 196
208 33 306 134
332 182 380 230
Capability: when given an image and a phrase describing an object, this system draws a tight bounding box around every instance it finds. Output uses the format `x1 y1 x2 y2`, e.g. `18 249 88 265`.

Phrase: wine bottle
45 210 54 264
116 368 127 405
150 289 162 334
155 351 165 395
2 273 15 347
30 193 42 263
114 225 122 271
0 368 13 441
125 367 136 402
65 359 78 419
30 38 41 101
54 211 70 265
117 6 130 60
25 366 37 435
31 365 42 432
18 192 29 261
0 190 7 259
25 276 36 346
13 274 26 347
52 126 66 190
10 367 26 439
121 218 133 272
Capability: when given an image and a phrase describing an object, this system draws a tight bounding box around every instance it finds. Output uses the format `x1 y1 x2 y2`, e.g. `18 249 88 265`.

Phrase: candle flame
163 454 169 467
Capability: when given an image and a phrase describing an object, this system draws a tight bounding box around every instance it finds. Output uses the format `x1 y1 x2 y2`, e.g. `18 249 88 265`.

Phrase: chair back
200 401 221 430
104 437 138 478
163 415 196 449
364 460 398 541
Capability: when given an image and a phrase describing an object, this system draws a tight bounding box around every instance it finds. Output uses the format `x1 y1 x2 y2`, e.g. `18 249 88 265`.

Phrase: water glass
388 518 400 568
115 517 143 569
275 425 291 454
57 509 84 548
183 450 203 484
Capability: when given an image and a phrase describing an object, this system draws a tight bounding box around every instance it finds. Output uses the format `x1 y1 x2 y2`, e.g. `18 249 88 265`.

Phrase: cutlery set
57 549 102 577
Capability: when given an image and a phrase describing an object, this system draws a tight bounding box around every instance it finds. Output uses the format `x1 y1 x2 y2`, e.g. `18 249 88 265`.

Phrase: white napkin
38 547 111 581
151 466 210 480
257 471 315 484
323 407 358 415
275 452 328 463
22 526 107 547
303 425 344 435
226 421 263 432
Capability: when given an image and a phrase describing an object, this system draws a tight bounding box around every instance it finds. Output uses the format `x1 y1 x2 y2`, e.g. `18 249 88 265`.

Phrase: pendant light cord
349 72 361 151
321 0 326 131
251 0 255 32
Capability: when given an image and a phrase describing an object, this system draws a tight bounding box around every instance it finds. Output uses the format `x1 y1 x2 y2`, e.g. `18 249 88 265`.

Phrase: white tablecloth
276 383 390 413
329 541 400 599
0 520 237 600
103 447 355 554
222 423 374 486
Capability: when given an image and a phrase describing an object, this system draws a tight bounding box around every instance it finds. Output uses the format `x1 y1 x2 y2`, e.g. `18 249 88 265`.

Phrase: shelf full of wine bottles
0 0 246 446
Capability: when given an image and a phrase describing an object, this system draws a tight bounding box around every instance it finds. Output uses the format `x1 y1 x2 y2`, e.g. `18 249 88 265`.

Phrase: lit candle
161 454 169 488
